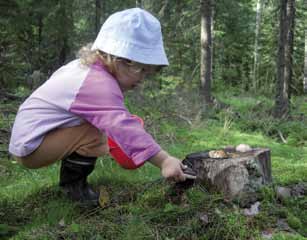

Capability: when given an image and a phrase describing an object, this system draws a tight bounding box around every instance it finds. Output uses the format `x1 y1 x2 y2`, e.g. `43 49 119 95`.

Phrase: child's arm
148 150 195 182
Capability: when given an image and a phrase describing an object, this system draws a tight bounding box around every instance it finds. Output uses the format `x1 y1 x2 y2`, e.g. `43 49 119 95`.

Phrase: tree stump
182 147 272 204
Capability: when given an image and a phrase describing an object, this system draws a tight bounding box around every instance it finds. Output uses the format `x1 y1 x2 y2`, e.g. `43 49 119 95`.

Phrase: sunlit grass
1 92 306 239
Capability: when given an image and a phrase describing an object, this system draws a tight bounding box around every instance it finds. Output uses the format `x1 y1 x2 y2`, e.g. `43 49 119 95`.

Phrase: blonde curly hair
77 43 163 76
77 43 117 74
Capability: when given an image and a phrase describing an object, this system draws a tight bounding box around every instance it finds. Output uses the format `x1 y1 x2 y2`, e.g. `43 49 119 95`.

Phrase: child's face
115 60 158 91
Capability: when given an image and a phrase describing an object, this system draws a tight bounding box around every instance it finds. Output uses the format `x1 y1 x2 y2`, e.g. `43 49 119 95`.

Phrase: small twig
177 114 192 126
277 130 287 143
191 62 200 80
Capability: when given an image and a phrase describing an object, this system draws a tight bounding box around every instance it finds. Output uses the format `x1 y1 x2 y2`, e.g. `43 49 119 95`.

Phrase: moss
1 91 307 239
287 214 303 230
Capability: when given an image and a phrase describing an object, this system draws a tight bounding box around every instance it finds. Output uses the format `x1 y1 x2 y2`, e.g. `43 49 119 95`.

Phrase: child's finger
182 167 196 177
184 174 197 180
181 164 188 170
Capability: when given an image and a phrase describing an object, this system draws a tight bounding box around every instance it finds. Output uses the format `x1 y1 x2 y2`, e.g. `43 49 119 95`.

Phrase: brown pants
16 123 109 169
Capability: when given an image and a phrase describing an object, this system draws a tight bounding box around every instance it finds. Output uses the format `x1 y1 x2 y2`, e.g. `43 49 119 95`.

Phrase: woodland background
0 0 307 240
1 0 306 102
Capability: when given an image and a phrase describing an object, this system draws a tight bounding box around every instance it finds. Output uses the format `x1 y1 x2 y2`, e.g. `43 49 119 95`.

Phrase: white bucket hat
91 8 169 66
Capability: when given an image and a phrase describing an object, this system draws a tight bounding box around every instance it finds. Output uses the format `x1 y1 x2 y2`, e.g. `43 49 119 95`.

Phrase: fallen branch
177 114 192 126
277 130 287 144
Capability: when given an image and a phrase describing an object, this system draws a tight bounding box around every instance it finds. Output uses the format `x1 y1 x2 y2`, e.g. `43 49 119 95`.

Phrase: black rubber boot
59 152 99 206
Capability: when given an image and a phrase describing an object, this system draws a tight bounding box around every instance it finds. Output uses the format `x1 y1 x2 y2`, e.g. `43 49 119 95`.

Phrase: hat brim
92 39 169 66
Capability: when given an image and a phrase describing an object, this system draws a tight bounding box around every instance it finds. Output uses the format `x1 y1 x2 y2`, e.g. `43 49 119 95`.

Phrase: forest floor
0 86 306 240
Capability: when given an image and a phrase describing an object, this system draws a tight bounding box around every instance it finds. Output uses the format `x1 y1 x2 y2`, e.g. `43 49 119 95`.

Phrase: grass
0 87 306 239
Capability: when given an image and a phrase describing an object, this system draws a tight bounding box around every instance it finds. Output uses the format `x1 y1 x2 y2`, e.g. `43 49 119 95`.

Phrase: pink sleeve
69 64 161 166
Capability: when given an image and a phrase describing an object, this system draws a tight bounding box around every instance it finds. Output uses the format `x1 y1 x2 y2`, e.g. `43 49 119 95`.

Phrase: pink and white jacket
9 59 161 167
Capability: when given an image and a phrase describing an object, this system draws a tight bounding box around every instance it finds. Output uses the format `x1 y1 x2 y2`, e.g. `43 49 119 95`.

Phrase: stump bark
182 147 272 202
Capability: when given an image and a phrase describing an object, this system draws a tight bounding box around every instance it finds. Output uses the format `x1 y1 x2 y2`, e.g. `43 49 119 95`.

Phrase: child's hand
160 156 186 182
148 150 196 182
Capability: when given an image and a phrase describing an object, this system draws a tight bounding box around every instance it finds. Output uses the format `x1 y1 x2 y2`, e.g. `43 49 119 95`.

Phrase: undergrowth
0 85 306 239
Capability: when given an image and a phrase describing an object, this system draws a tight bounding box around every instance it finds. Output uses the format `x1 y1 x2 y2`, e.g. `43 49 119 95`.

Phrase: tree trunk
200 0 213 104
304 29 307 93
136 0 142 8
142 0 153 11
102 0 107 27
304 0 307 93
182 147 272 203
274 0 295 118
252 0 264 90
38 14 43 53
159 0 170 19
210 0 215 88
37 14 43 70
95 0 102 34
58 0 73 66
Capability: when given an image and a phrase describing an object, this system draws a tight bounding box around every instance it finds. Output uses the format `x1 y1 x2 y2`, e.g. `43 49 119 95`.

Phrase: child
9 8 195 206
